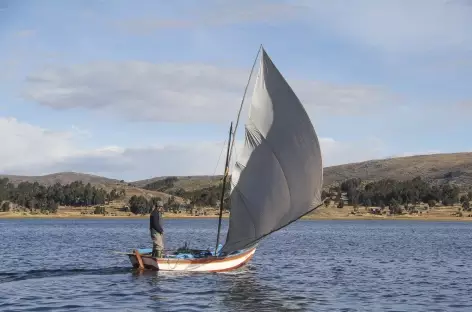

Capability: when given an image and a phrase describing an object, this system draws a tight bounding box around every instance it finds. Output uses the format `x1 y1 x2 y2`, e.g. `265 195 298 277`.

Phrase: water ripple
1 219 472 311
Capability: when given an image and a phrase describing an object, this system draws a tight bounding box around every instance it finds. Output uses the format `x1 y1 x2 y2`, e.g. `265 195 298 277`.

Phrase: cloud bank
0 117 391 180
23 61 390 123
116 0 472 54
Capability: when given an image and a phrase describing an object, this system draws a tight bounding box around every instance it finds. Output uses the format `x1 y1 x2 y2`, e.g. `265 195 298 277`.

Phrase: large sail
220 48 323 255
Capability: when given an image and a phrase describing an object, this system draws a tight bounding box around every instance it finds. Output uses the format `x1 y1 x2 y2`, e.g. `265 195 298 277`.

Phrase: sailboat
126 45 324 272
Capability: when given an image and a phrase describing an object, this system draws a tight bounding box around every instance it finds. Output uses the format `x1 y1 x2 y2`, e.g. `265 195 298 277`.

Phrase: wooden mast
215 122 233 256
214 45 263 256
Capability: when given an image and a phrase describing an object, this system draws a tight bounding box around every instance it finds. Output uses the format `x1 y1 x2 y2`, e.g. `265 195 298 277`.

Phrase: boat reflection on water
217 268 307 312
129 262 312 311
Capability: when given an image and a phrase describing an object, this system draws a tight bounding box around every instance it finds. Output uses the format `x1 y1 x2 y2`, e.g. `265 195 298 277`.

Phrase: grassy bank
0 211 228 219
2 205 472 222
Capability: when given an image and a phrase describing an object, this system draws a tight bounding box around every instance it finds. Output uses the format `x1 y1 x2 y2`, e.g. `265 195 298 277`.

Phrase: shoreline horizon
2 212 472 222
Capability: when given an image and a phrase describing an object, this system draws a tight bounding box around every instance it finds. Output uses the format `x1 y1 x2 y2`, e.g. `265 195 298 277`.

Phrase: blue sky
1 0 471 180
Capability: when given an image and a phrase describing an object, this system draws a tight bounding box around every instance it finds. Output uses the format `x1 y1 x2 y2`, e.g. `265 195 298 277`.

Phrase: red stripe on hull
140 247 256 265
129 248 256 272
207 254 255 272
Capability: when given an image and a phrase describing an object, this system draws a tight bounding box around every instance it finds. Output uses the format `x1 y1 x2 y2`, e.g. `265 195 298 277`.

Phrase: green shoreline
1 213 472 222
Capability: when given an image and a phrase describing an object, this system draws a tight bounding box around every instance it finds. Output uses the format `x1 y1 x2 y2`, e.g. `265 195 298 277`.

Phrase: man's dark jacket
150 210 164 234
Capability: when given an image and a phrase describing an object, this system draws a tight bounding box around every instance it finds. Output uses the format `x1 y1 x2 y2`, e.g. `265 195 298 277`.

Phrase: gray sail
220 48 323 255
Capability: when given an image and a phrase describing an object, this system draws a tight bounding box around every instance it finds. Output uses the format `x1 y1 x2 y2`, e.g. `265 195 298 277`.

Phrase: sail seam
228 199 327 252
222 123 261 253
256 53 296 226
247 120 294 225
223 185 257 252
256 129 294 226
223 124 293 253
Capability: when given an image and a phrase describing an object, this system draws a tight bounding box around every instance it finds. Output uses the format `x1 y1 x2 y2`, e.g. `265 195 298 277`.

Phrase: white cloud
0 118 232 178
0 118 115 176
23 61 390 123
294 0 472 53
319 137 387 165
114 0 472 54
0 117 78 173
37 137 389 181
0 117 391 180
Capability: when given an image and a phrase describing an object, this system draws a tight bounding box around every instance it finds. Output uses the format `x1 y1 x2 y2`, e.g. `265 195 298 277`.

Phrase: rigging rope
228 45 262 167
212 139 227 178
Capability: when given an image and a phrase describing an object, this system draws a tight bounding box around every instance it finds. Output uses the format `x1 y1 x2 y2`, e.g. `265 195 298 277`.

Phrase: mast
215 122 233 255
214 45 263 256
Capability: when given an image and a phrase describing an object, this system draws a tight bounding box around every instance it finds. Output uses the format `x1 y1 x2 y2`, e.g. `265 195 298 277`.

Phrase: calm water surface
1 218 472 311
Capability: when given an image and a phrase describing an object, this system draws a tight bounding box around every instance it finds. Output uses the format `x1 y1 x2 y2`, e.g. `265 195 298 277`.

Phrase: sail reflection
217 268 307 311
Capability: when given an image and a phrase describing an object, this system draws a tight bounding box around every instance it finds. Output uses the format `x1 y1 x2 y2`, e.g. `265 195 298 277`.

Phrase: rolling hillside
132 175 222 192
323 152 472 188
2 152 472 195
0 172 184 203
0 172 123 187
134 152 472 191
3 152 472 218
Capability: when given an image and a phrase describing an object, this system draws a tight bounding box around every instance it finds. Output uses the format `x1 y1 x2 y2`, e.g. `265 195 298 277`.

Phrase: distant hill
323 152 472 188
0 172 184 203
2 152 472 196
135 152 472 192
132 175 223 192
0 172 123 187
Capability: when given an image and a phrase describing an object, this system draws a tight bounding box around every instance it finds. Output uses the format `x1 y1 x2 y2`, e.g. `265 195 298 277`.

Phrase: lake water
1 218 472 311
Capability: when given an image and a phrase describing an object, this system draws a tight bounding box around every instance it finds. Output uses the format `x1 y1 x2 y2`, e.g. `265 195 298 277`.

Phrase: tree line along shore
1 176 472 220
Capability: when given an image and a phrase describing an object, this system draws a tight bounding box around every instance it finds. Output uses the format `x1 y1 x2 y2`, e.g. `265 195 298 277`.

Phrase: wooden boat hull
128 247 256 272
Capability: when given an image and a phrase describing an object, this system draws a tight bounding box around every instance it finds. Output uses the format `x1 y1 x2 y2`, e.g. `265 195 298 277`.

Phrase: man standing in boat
150 201 165 258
